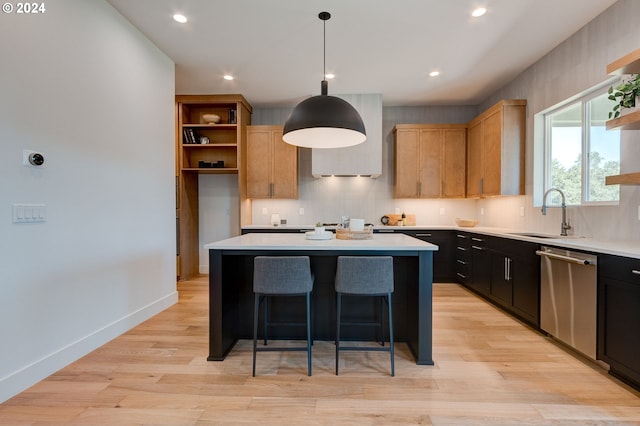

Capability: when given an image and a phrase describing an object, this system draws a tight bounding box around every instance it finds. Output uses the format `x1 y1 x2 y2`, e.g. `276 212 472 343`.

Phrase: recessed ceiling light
429 71 440 77
173 14 187 23
472 7 487 18
325 73 335 79
223 75 234 81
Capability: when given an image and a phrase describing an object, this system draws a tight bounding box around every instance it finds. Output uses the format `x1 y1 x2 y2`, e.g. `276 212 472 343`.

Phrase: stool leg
336 292 341 375
378 296 385 346
253 293 260 377
263 295 268 345
388 292 394 377
306 292 312 376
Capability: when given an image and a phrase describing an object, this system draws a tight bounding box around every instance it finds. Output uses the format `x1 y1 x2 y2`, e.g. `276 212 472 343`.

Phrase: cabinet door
442 129 466 198
600 276 640 385
418 130 442 198
482 109 503 196
511 255 539 325
246 128 273 198
599 255 640 387
490 253 513 305
271 129 298 198
466 121 482 197
394 129 420 198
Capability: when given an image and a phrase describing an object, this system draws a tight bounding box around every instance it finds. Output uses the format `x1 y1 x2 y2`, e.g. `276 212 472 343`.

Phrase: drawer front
455 233 471 283
599 254 640 285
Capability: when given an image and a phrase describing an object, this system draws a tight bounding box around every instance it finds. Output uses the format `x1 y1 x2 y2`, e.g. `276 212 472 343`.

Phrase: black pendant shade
282 12 366 149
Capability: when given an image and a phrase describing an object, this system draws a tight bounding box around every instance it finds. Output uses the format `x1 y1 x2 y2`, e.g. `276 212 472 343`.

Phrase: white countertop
241 225 640 259
205 232 438 251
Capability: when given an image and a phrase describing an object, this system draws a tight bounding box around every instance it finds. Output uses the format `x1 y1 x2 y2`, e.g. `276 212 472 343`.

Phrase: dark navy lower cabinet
399 230 455 283
598 254 640 390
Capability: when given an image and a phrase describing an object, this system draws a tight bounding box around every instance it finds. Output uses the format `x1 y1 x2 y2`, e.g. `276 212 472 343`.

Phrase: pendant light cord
319 12 330 96
323 16 326 79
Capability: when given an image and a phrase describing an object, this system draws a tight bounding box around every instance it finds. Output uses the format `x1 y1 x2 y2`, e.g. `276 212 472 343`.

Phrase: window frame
535 79 620 207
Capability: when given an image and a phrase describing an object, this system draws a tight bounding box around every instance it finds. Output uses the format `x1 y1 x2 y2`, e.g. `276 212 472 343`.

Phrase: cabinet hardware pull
456 272 467 279
632 270 640 275
472 245 483 250
457 247 467 251
457 234 467 239
504 257 512 281
457 259 467 265
416 233 432 237
504 257 508 280
472 237 483 242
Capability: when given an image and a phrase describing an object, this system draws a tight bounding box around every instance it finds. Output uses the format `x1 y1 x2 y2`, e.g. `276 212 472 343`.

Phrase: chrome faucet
541 188 571 236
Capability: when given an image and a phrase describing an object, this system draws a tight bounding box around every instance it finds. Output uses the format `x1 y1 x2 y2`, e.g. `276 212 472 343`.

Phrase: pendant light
283 12 366 149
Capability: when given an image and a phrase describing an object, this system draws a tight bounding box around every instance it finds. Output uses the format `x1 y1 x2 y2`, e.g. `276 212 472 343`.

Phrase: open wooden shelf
606 109 640 131
607 48 640 75
605 172 640 186
605 49 640 185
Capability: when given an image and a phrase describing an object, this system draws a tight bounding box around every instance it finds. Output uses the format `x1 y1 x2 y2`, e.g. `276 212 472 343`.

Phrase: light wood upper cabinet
246 125 298 199
393 124 466 198
466 100 526 197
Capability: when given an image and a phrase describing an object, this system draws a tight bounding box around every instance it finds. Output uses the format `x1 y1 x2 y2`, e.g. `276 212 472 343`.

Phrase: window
540 85 620 206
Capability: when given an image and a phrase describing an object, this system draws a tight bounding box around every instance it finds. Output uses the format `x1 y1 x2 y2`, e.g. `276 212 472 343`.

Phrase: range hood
311 93 382 178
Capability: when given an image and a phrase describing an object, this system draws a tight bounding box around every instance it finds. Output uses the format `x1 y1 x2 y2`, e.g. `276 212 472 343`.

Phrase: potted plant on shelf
608 74 640 119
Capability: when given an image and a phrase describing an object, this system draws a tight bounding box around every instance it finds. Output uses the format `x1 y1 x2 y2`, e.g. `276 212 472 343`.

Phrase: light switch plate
13 204 46 223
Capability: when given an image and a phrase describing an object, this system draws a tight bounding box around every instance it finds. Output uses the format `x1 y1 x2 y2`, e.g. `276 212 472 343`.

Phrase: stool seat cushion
254 256 313 294
335 256 394 294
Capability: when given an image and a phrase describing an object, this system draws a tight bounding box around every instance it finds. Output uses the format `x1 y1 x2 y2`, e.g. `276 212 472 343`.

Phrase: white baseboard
0 291 178 403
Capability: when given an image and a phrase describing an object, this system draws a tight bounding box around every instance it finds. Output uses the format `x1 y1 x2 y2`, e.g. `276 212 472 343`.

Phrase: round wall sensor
28 152 45 166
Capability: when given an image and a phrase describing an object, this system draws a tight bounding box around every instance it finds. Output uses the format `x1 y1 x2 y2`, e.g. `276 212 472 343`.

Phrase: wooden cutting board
383 213 416 226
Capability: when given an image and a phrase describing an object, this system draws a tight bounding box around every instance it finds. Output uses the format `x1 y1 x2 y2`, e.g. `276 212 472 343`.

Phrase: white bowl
202 114 221 124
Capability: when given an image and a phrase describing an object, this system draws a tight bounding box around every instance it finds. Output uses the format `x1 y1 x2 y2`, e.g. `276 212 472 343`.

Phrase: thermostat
23 149 45 167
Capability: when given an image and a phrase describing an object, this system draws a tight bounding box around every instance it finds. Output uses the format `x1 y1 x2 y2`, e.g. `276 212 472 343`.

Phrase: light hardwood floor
2 277 639 425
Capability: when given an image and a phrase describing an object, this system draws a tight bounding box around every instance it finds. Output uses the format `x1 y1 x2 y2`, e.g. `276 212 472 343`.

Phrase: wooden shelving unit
175 94 252 280
605 48 640 185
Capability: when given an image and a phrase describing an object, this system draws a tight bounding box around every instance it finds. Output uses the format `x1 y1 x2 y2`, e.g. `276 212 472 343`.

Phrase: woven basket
335 226 373 240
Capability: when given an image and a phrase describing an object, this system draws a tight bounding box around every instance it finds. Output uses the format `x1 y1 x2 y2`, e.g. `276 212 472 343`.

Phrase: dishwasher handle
536 250 593 265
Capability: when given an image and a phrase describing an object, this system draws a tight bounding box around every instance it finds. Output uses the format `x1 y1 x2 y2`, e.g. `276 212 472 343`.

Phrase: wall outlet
480 208 485 215
394 207 400 214
520 206 525 217
299 207 305 215
261 207 268 215
638 205 640 221
439 207 445 215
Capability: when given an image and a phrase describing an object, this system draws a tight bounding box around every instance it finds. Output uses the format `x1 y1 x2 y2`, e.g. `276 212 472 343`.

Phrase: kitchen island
204 232 438 365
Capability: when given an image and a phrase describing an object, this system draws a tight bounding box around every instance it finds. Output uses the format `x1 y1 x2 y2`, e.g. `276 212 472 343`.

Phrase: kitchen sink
506 232 561 239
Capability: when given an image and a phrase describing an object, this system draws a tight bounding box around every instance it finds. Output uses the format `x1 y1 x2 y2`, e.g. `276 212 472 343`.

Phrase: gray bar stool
253 256 314 376
335 256 395 376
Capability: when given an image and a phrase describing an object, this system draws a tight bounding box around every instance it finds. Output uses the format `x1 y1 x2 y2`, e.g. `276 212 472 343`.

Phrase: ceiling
106 0 617 108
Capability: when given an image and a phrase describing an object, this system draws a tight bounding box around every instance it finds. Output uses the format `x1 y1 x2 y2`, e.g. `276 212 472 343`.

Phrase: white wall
0 0 177 402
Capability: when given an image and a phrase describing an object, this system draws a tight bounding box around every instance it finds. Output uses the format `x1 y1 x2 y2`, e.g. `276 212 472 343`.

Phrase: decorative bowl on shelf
455 218 479 227
202 114 221 124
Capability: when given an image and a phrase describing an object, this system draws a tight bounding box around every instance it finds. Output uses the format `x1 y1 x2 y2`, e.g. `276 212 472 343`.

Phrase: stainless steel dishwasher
536 246 598 360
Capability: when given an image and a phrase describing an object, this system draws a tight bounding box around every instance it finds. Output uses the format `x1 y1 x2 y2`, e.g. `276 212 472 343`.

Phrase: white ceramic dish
305 231 333 240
